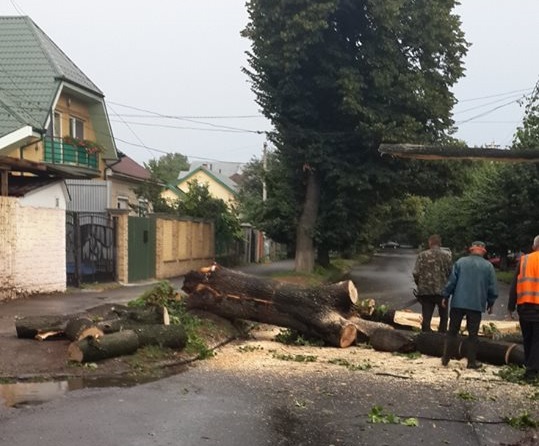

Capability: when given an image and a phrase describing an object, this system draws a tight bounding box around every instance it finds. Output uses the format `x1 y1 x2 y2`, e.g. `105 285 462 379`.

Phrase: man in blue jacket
441 241 498 369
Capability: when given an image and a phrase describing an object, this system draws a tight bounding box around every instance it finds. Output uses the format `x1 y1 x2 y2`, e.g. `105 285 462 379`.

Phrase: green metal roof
0 16 104 139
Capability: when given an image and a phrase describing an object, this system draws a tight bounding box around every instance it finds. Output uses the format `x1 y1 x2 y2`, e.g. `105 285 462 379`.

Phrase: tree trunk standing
295 167 321 273
317 244 330 268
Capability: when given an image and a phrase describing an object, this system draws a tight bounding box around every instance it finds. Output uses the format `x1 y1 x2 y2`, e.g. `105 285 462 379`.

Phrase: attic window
69 117 84 139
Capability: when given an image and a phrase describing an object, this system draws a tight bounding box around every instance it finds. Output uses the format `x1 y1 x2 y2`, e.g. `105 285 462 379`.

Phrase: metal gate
128 216 156 282
66 211 116 286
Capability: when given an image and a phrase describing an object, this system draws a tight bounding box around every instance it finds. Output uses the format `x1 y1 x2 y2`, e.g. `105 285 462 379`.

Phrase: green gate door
128 216 156 282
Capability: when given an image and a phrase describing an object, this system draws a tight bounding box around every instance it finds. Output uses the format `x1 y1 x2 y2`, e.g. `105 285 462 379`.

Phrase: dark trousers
443 308 482 363
519 319 539 373
447 307 482 340
418 295 448 332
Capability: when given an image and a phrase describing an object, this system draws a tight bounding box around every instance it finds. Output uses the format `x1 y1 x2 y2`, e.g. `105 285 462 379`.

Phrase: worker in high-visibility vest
509 235 539 382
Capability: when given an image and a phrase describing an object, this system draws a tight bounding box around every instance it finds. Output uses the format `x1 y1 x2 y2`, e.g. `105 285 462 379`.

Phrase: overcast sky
3 0 539 166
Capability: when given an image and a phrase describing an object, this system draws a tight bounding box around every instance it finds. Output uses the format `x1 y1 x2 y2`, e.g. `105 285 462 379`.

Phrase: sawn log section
182 265 386 348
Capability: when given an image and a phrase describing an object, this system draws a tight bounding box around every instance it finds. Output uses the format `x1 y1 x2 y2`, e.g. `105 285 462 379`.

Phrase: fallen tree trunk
184 287 358 348
182 265 392 348
183 265 358 316
414 332 524 366
133 324 187 349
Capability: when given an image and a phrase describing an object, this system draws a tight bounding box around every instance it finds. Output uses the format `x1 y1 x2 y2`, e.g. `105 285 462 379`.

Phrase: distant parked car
380 241 400 249
488 251 522 269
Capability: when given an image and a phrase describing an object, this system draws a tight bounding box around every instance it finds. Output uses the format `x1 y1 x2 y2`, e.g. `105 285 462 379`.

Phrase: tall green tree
135 153 190 212
176 180 242 249
243 0 468 271
145 153 189 185
237 152 298 249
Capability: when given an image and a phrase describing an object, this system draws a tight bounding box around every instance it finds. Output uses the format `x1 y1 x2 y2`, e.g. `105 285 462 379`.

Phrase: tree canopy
243 0 468 271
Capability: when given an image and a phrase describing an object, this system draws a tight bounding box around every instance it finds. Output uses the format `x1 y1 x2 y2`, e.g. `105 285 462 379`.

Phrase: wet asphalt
0 251 535 446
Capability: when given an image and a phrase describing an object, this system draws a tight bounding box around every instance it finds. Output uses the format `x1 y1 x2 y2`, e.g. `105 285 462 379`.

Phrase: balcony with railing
44 137 100 170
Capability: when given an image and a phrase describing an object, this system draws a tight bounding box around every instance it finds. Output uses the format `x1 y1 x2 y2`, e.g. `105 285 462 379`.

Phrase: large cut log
67 330 140 363
132 324 187 349
414 332 524 366
368 328 416 353
184 288 358 348
363 308 522 336
347 315 394 343
15 314 82 339
183 265 358 316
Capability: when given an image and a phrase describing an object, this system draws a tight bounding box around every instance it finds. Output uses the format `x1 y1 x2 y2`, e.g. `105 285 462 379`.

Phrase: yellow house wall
161 189 180 206
179 171 236 205
155 217 214 279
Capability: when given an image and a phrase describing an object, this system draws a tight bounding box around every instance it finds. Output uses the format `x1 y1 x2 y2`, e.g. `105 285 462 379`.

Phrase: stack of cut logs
14 303 186 363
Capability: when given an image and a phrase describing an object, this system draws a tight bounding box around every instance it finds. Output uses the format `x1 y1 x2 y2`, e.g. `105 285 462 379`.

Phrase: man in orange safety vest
509 235 539 381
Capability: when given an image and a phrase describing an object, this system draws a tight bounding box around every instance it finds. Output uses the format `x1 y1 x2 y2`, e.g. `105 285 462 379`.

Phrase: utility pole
262 141 267 202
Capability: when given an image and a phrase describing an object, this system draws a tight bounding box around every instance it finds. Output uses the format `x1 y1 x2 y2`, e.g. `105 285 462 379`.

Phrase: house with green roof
162 161 244 207
0 15 118 185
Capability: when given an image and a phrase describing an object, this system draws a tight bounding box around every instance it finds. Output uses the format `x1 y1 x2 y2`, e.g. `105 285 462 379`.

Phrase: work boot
466 340 482 369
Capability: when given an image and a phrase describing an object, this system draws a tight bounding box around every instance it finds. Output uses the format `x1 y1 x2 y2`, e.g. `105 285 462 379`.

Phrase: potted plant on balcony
62 136 104 155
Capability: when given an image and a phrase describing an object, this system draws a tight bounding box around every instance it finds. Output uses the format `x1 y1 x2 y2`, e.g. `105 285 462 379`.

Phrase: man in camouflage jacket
413 234 452 332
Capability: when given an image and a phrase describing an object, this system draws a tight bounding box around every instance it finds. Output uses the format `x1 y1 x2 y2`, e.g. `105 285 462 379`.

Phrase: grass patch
496 270 515 284
272 258 360 286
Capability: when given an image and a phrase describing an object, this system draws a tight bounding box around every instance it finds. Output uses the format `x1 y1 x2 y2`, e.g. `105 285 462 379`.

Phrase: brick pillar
108 209 130 284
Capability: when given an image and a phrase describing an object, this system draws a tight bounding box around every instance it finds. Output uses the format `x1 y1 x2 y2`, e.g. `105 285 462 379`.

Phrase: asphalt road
0 359 532 446
0 253 531 446
351 248 511 321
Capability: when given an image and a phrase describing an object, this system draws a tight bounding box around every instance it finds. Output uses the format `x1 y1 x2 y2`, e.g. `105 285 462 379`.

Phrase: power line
108 104 155 159
113 136 250 163
455 97 522 125
111 113 264 120
453 92 527 115
109 119 256 133
9 0 25 15
456 87 532 103
107 100 265 134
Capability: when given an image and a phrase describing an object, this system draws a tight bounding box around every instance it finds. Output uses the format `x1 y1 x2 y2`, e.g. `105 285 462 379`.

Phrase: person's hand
441 298 447 309
487 305 493 315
